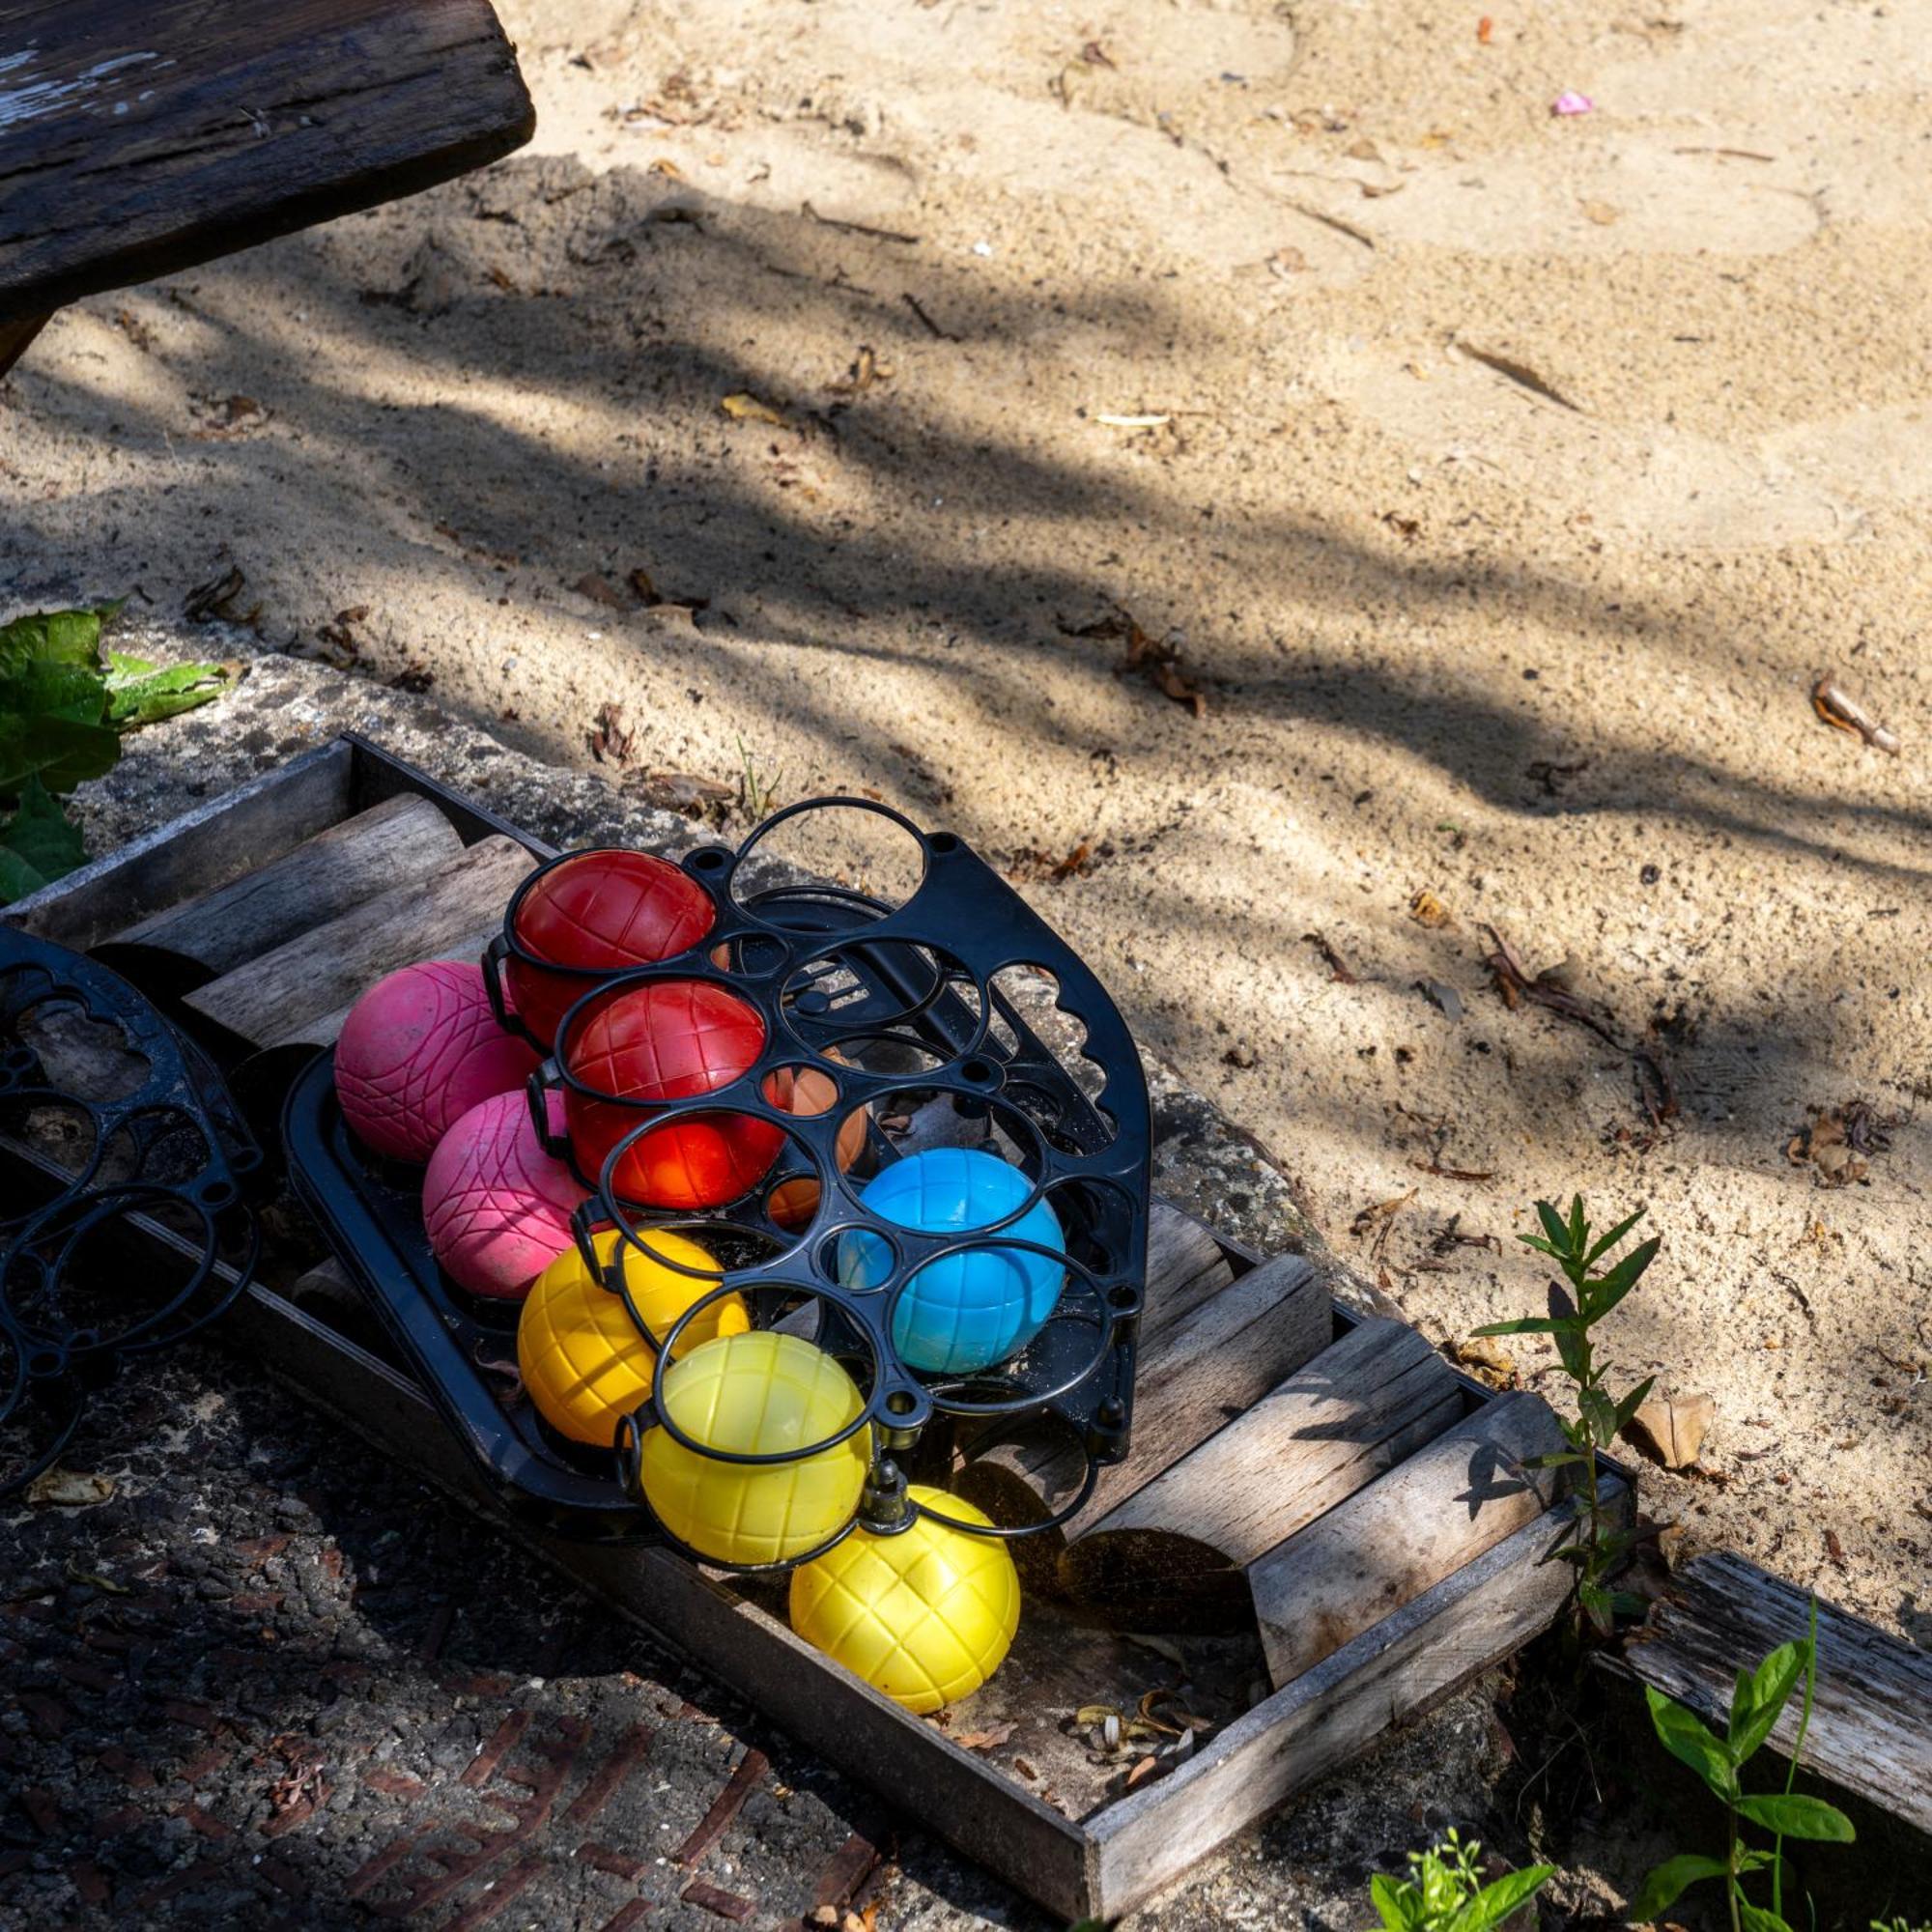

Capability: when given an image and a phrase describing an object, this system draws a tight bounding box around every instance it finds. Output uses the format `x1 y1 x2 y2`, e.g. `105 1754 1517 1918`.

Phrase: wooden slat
183 832 534 1046
1059 1318 1465 1627
1622 1552 1932 1833
955 1254 1328 1567
1252 1390 1567 1689
0 0 533 327
0 312 47 377
5 738 355 951
1086 1483 1626 1919
115 793 463 970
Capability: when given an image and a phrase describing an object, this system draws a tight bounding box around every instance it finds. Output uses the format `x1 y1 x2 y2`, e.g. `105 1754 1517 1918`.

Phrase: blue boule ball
838 1147 1065 1375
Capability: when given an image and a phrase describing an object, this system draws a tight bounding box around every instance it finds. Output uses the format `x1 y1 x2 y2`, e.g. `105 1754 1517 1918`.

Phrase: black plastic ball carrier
285 798 1152 1568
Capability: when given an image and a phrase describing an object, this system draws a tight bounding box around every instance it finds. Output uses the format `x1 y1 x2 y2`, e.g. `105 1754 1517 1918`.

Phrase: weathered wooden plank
5 738 355 951
115 793 463 970
955 1254 1328 1571
1059 1318 1465 1627
1621 1552 1932 1834
184 832 534 1045
1139 1207 1237 1338
0 0 533 327
1085 1484 1626 1919
1252 1390 1568 1689
0 311 47 377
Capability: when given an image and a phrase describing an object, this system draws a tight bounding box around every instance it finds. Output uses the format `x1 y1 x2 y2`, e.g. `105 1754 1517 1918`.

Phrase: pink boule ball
422 1091 588 1300
336 961 540 1163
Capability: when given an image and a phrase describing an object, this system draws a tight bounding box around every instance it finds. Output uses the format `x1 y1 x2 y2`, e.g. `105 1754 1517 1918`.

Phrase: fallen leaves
1624 1391 1715 1470
26 1467 115 1508
1058 607 1206 717
1811 675 1900 754
587 701 636 765
1786 1102 1895 1187
949 1721 1015 1751
184 564 262 630
828 345 893 396
1450 1333 1518 1389
1300 929 1357 983
720 391 787 427
1005 840 1098 884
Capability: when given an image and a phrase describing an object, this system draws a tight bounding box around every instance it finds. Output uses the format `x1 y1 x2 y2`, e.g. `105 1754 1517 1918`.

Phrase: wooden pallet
4 735 1634 1920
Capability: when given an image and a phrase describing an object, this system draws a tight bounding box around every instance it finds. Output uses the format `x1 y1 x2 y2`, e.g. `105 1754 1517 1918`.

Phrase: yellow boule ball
638 1330 870 1565
517 1228 748 1447
788 1484 1020 1713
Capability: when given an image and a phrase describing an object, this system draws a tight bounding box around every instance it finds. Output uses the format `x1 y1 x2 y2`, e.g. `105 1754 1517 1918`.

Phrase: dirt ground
4 0 1928 1648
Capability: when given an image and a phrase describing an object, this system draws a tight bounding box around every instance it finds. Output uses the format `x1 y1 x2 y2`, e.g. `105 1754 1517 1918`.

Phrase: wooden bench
0 0 534 375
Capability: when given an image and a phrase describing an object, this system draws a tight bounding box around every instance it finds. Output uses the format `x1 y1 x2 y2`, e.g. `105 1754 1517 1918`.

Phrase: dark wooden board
0 0 534 327
1621 1552 1932 1835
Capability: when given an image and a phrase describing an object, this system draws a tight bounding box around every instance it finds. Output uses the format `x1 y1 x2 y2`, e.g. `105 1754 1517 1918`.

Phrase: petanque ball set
301 802 1151 1714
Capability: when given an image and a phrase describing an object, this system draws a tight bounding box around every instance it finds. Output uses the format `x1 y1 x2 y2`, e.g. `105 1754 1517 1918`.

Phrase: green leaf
1517 1234 1562 1261
1567 1194 1587 1251
1735 1794 1855 1843
102 653 232 728
1369 1871 1417 1931
0 776 86 895
1630 1852 1729 1920
1587 1236 1660 1319
0 709 120 795
1731 1641 1804 1763
1738 1903 1797 1932
1447 1864 1553 1932
1552 1320 1588 1382
1646 1686 1737 1798
1584 1206 1645 1266
1471 1316 1575 1338
1614 1375 1658 1431
0 844 47 900
1520 1449 1589 1470
1535 1200 1571 1255
0 604 107 673
1578 1385 1617 1448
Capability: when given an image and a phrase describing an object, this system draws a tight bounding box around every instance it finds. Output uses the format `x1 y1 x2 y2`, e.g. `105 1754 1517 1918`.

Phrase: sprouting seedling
736 734 784 823
1471 1196 1658 1634
1366 1828 1553 1932
1631 1598 1854 1932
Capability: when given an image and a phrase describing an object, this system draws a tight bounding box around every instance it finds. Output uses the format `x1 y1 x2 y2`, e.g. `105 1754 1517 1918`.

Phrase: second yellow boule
638 1330 871 1565
517 1228 748 1447
788 1485 1020 1714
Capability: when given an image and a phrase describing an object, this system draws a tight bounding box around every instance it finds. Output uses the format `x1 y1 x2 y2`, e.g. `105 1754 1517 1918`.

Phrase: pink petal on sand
1551 91 1594 116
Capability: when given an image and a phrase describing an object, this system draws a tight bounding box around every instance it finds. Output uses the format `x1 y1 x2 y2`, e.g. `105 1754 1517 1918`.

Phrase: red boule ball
505 851 715 1048
335 961 540 1163
423 1090 589 1300
564 980 782 1209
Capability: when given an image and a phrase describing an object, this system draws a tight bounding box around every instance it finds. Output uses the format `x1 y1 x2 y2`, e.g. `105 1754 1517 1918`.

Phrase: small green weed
0 603 230 901
1473 1196 1659 1634
1367 1830 1553 1932
1632 1600 1854 1932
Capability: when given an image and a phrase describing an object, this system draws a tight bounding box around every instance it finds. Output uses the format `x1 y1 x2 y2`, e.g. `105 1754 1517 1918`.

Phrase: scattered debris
587 702 636 766
1006 841 1099 884
1525 756 1590 795
1350 1189 1415 1277
1581 199 1621 225
1786 1102 1895 1186
626 769 736 822
800 201 921 244
1480 923 1676 1125
385 663 435 695
1824 1526 1848 1569
721 392 787 427
185 564 262 630
26 1467 115 1508
1081 39 1117 68
1408 888 1453 928
1624 1391 1715 1469
829 345 893 395
572 573 631 611
1811 675 1900 754
1223 1042 1258 1069
1094 412 1171 429
900 292 957 340
1300 929 1358 984
1415 978 1463 1021
1058 607 1206 717
1551 91 1594 116
1456 341 1583 412
188 393 269 440
315 605 369 666
628 567 710 618
1476 14 1494 43
1429 1212 1500 1258
1450 1333 1518 1389
950 1722 1016 1750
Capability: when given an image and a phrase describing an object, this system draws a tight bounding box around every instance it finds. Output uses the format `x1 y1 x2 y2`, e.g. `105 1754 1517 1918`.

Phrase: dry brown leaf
27 1468 115 1508
1123 1754 1164 1789
721 391 787 426
1625 1391 1716 1470
1812 676 1900 753
1581 200 1621 225
1073 1703 1120 1727
952 1722 1016 1750
1408 887 1453 928
1450 1334 1519 1389
1300 929 1358 984
572 572 631 610
648 156 685 178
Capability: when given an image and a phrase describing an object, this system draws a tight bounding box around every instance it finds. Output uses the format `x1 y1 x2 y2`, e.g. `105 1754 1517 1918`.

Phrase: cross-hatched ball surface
839 1148 1065 1374
507 850 715 1047
563 980 782 1209
517 1228 750 1447
788 1485 1020 1714
335 961 540 1163
638 1331 870 1564
422 1090 589 1300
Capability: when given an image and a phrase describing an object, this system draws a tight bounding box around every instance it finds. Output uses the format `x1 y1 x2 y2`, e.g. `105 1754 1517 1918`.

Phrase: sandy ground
4 0 1928 1644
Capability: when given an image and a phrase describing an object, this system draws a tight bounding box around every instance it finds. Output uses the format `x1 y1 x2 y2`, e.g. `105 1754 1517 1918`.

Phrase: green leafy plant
735 732 785 823
0 604 230 902
1472 1196 1658 1634
1367 1829 1554 1932
1632 1601 1854 1932
1870 1920 1932 1932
